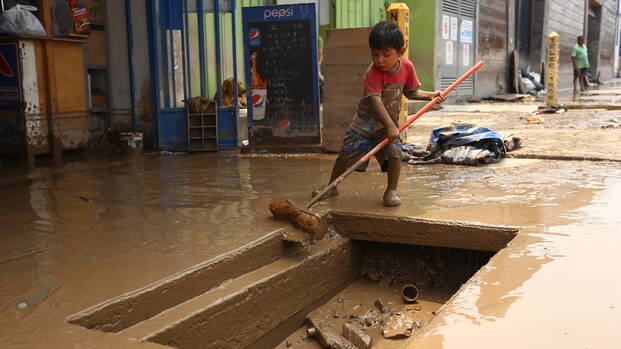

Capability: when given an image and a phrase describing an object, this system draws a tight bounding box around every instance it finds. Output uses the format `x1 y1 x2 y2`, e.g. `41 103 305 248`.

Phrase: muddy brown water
1 152 621 348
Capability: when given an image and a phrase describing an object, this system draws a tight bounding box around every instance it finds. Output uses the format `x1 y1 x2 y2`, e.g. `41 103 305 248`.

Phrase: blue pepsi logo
249 28 261 47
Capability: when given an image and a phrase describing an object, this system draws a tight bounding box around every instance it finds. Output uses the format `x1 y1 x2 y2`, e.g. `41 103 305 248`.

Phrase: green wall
187 0 264 99
331 0 436 90
334 0 386 28
401 0 435 90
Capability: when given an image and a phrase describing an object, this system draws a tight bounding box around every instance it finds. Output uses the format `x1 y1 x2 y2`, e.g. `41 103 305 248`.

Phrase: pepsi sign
248 28 260 47
263 7 294 19
0 43 20 107
242 3 320 142
251 93 264 107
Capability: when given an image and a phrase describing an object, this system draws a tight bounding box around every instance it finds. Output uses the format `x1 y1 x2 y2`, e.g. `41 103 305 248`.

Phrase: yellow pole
387 3 409 142
545 32 560 106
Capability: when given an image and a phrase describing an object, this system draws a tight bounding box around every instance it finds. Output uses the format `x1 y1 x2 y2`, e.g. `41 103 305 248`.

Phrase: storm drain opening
274 242 496 349
67 211 518 349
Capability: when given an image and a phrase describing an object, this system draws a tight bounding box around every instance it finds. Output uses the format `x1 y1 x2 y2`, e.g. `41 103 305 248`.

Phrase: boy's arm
403 61 445 102
369 96 400 141
405 89 446 102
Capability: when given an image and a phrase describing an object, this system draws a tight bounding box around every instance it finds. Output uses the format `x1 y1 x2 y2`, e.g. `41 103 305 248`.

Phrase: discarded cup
402 284 419 303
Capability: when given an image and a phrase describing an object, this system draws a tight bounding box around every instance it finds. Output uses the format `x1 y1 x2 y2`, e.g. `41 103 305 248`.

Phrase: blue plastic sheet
426 124 506 165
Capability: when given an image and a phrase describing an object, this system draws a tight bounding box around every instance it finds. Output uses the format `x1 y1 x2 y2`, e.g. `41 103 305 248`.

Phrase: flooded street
1 152 621 348
2 0 621 345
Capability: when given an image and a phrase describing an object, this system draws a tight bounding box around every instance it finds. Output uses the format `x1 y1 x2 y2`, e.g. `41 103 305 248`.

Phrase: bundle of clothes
520 70 545 97
402 124 522 166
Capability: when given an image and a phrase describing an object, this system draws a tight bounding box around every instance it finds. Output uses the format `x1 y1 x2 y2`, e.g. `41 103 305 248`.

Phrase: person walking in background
572 35 590 98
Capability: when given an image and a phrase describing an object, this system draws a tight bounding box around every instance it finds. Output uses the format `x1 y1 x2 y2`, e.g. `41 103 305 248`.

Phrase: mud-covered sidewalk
1 87 621 348
406 92 621 162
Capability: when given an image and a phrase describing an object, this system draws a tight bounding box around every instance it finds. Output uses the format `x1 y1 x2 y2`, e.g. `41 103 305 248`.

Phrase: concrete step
67 229 303 332
329 211 519 252
120 238 361 349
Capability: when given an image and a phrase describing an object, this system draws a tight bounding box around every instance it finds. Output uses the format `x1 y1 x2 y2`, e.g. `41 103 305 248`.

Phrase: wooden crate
322 27 372 152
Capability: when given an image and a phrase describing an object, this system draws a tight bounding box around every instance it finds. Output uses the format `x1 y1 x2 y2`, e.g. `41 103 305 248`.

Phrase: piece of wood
307 315 358 349
34 41 49 114
329 211 519 252
324 67 367 85
53 41 89 149
54 41 87 112
325 46 373 66
322 28 371 153
323 84 364 100
87 30 107 66
39 0 54 37
342 323 372 349
325 27 372 48
322 97 362 111
43 42 58 113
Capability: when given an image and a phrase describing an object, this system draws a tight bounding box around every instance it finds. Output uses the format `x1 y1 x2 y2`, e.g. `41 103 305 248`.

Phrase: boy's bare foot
383 189 401 207
311 185 339 199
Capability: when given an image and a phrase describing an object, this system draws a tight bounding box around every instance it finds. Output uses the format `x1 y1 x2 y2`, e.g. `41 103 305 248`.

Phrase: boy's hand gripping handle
306 61 485 209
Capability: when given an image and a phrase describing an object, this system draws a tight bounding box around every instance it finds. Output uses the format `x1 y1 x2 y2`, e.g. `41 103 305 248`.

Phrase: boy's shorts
338 128 403 173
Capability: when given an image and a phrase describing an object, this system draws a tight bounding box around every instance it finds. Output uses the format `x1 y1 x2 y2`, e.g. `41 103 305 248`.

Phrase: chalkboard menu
242 4 320 148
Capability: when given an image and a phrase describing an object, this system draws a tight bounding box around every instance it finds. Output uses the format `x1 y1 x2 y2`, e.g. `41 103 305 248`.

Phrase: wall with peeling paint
594 0 616 82
535 0 617 90
128 0 154 149
19 41 48 153
475 0 509 96
104 0 153 149
104 0 131 139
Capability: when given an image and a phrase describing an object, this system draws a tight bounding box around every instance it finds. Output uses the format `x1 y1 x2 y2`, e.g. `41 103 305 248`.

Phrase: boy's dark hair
369 21 404 51
577 35 584 41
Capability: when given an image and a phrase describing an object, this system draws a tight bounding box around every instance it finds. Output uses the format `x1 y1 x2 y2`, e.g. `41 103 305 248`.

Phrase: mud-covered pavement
409 102 621 161
2 88 621 348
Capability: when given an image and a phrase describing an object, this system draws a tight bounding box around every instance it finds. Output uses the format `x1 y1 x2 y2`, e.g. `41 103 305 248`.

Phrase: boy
313 21 445 206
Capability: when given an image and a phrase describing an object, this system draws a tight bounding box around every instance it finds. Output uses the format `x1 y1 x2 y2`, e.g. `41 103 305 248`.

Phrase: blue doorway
146 0 242 151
